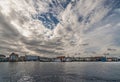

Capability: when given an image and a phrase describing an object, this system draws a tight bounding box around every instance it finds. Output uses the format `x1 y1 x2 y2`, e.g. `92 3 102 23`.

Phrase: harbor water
0 62 120 82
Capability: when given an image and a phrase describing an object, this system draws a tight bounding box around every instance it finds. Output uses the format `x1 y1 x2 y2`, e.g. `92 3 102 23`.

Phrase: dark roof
0 54 6 57
10 53 18 56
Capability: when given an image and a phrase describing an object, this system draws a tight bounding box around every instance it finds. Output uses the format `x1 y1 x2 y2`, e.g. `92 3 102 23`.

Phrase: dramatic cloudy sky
0 0 120 57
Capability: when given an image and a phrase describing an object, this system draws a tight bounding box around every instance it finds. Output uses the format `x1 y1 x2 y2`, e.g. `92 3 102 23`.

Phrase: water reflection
0 62 120 82
18 75 34 82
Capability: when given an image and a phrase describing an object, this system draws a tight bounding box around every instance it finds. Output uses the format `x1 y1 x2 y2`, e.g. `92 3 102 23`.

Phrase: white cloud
117 23 120 26
0 0 120 56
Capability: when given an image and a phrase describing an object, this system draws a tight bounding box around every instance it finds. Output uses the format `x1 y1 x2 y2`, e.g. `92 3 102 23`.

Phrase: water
0 62 120 82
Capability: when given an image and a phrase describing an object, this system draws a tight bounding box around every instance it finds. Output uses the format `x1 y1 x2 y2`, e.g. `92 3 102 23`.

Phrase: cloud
0 0 120 57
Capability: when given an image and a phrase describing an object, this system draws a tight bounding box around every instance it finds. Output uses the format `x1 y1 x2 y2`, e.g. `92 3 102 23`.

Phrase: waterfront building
90 57 107 62
25 55 39 61
0 54 6 62
39 57 51 62
9 53 19 62
100 57 107 62
74 57 80 61
78 57 86 61
84 57 92 61
19 56 25 61
65 57 72 62
54 58 61 62
107 57 118 62
107 58 113 62
56 56 66 62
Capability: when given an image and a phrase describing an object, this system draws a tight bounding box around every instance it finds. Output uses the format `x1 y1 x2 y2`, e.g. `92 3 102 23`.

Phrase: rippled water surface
0 62 120 82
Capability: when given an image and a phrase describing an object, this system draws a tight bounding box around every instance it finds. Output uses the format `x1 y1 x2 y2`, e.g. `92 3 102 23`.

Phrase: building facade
0 54 6 62
9 53 19 62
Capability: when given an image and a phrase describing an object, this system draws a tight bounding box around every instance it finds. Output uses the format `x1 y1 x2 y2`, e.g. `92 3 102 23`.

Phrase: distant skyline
0 0 120 57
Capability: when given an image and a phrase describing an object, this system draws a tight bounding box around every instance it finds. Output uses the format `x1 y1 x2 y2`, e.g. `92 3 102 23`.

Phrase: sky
0 0 120 57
